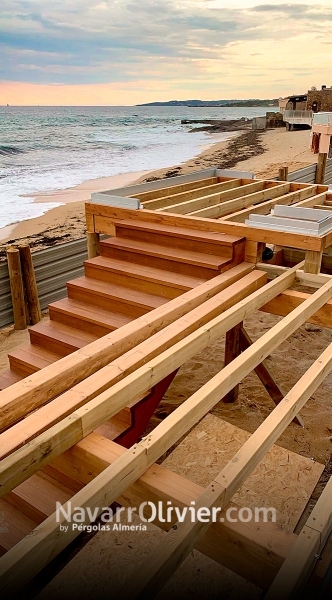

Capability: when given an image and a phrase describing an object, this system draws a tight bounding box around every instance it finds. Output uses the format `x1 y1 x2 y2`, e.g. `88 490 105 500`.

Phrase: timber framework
1 169 332 598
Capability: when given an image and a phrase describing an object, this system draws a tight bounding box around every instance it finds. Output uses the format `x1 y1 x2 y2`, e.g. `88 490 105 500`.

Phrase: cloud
0 0 332 100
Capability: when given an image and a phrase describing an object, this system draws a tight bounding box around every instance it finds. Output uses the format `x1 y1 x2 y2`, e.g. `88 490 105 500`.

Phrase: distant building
307 86 332 113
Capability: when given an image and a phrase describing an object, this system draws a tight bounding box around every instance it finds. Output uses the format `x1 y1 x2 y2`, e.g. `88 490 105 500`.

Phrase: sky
0 0 331 106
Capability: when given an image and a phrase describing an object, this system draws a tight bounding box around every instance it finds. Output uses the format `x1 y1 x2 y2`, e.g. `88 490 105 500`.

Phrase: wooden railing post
278 166 289 181
19 244 42 324
6 247 27 330
315 153 327 184
86 231 100 259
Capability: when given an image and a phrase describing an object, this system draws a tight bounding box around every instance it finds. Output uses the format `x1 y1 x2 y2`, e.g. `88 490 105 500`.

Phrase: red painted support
115 370 179 448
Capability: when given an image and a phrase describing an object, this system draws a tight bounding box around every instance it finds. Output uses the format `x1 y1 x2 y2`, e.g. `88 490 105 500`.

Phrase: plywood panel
163 414 323 531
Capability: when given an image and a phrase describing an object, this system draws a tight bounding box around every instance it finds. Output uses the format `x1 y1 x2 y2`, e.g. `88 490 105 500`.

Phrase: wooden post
6 247 27 330
223 322 242 403
315 153 327 184
18 245 42 324
278 166 289 181
304 249 323 274
87 231 100 259
239 327 303 427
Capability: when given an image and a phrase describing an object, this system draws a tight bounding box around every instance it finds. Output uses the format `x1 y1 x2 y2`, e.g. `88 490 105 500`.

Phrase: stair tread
50 297 133 329
30 321 98 350
0 370 22 391
67 276 168 309
101 237 231 270
9 344 62 373
85 256 206 290
0 500 37 551
114 219 244 246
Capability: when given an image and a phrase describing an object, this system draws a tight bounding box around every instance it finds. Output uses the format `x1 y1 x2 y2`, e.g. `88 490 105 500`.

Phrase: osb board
37 513 260 600
163 414 324 532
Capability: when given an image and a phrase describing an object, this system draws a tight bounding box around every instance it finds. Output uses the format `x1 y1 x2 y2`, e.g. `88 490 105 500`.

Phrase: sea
0 105 272 229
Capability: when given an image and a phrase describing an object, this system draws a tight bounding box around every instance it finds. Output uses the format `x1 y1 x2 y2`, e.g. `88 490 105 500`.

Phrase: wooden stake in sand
18 245 42 324
6 247 27 330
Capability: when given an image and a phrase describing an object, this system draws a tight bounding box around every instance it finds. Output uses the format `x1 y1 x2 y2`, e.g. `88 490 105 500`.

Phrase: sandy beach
0 127 315 253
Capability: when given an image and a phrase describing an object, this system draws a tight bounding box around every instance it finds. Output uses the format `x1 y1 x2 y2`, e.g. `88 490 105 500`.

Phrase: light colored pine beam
121 340 332 600
158 181 264 214
220 186 319 223
265 475 332 599
188 183 291 219
143 179 241 210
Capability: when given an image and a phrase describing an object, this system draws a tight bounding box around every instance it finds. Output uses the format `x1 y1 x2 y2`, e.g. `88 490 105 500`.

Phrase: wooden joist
260 289 332 327
0 268 263 461
221 186 320 223
1 263 330 592
0 264 251 432
265 476 332 599
120 339 332 599
157 180 264 214
132 176 219 203
188 182 291 218
143 178 241 210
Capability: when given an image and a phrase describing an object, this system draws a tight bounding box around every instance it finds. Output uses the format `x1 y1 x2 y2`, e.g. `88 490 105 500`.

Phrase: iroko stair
0 219 245 446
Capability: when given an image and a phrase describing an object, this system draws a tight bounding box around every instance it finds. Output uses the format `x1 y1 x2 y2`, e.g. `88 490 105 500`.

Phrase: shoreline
0 127 316 255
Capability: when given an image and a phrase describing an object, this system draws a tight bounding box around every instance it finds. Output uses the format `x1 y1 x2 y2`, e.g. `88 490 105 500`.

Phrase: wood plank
143 179 240 210
304 249 323 274
0 272 265 482
2 275 330 594
239 327 304 427
157 181 264 214
48 431 296 590
132 177 218 202
119 340 332 599
0 270 266 470
265 476 332 599
188 183 291 219
221 186 319 223
222 322 242 403
100 237 231 271
84 256 206 297
0 265 254 433
260 288 332 327
86 204 324 251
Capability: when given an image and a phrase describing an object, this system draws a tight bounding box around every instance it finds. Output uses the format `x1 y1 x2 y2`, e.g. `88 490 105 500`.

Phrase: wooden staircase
0 219 245 446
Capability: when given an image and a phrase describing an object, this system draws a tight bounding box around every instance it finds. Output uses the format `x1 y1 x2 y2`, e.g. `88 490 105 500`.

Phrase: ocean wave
0 145 24 156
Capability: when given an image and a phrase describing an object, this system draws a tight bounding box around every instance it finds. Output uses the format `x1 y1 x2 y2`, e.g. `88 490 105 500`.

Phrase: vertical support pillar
315 153 327 184
19 244 42 324
278 166 289 181
304 249 323 274
87 231 100 259
6 247 27 330
223 322 242 403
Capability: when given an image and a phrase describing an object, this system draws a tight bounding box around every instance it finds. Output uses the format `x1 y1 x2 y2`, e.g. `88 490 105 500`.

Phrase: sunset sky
1 0 332 106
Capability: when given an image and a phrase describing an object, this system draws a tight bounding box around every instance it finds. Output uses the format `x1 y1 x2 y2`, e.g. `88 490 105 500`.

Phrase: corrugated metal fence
1 160 332 328
0 238 87 328
287 158 332 185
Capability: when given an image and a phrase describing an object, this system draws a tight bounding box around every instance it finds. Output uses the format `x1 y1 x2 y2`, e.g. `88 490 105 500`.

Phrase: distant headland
136 99 279 107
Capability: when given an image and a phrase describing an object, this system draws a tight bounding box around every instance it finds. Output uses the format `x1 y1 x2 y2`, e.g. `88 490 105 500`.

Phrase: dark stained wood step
84 256 206 298
0 370 22 391
49 297 133 336
100 237 232 278
114 219 244 258
0 500 37 553
67 276 168 314
9 345 62 377
29 320 98 357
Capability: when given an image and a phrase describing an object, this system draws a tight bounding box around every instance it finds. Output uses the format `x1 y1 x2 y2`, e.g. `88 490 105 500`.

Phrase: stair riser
100 244 219 279
49 306 115 337
84 263 183 299
115 225 234 258
9 356 41 377
29 330 78 357
66 285 152 317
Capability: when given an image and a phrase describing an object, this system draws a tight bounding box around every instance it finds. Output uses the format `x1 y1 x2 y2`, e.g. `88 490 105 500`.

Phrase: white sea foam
0 105 271 229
